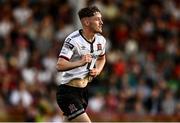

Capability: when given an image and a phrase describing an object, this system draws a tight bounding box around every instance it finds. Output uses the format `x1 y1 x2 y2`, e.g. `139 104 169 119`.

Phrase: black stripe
68 109 85 121
71 33 80 38
79 29 95 44
87 43 94 70
59 55 70 61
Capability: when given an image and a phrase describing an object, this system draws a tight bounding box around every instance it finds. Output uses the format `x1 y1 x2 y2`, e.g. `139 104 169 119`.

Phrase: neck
82 29 95 42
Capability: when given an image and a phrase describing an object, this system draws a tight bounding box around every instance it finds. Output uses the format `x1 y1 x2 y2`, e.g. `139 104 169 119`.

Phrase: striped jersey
57 29 106 85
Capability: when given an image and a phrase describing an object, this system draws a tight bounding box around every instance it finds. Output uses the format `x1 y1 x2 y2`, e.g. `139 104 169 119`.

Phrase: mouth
99 25 102 29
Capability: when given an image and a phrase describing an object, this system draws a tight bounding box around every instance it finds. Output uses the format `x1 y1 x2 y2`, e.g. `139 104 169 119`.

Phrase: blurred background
0 0 179 122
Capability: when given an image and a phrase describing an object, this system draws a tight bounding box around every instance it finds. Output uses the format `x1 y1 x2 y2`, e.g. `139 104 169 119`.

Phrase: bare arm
56 54 92 71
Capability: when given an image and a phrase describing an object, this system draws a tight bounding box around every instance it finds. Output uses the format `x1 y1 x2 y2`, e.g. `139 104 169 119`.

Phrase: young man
56 6 106 122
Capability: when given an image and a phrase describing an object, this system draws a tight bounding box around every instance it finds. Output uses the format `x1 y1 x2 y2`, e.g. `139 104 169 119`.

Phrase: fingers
82 54 92 63
89 68 99 77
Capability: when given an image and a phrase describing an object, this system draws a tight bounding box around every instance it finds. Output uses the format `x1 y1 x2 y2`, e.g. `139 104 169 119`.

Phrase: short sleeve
100 37 106 57
59 38 75 60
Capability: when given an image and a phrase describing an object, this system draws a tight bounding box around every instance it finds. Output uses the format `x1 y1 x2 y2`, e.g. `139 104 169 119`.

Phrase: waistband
65 75 93 88
59 84 87 91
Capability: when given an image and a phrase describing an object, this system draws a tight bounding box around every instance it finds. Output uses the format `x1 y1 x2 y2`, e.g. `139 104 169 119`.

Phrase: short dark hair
78 6 101 20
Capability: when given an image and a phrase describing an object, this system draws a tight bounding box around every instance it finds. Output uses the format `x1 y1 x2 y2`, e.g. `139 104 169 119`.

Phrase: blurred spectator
9 80 33 108
0 14 13 38
13 0 32 25
101 0 118 21
42 50 57 73
25 15 39 42
164 0 180 20
36 15 54 55
175 102 180 116
144 85 162 115
21 59 37 85
161 89 176 115
55 20 74 42
133 100 146 115
125 39 138 56
88 92 105 113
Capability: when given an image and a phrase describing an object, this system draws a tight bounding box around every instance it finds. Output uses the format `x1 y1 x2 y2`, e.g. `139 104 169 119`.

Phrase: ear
82 18 89 26
85 19 89 26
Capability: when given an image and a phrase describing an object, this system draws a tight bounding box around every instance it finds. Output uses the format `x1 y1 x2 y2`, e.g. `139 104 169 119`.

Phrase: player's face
88 12 103 33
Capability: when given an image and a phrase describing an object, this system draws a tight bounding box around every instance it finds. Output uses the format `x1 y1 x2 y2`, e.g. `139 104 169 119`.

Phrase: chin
95 29 102 34
99 28 103 33
98 30 102 34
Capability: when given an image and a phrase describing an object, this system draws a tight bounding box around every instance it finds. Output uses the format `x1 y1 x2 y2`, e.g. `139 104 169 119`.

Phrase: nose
100 19 103 25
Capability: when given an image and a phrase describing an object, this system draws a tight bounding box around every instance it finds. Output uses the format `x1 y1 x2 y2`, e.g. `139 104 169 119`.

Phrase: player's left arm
89 36 106 77
89 55 106 77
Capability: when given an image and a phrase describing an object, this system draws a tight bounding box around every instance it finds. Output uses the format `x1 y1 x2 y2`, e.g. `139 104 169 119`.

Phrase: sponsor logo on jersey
64 42 74 50
64 38 74 50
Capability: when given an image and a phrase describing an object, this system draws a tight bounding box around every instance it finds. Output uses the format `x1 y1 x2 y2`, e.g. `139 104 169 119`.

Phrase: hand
89 68 100 77
80 54 92 65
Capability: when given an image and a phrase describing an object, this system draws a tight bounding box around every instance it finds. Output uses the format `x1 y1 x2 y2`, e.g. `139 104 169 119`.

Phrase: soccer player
56 6 106 122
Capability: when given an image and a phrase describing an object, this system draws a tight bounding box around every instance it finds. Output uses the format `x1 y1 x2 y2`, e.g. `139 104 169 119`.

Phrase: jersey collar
79 29 95 44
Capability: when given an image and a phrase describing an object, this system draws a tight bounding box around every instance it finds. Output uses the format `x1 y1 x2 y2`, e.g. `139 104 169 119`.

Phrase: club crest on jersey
68 104 77 113
97 44 102 51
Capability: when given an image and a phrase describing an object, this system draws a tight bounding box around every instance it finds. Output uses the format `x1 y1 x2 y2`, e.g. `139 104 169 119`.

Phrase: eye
96 17 102 21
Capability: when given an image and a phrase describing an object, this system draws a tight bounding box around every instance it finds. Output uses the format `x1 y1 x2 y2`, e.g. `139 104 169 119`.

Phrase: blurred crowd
0 0 179 122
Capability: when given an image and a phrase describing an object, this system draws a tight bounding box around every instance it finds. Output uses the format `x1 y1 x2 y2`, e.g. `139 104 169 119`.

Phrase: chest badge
97 44 102 51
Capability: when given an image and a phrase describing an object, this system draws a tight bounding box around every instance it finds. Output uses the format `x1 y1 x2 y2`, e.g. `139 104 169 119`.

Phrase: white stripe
68 109 85 119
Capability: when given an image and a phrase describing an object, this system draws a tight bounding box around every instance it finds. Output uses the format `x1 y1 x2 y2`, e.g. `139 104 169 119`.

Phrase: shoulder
95 33 106 43
66 30 80 40
64 30 80 44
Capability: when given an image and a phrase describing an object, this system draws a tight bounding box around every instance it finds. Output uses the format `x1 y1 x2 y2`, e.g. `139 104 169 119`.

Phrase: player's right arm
56 54 92 71
56 38 92 72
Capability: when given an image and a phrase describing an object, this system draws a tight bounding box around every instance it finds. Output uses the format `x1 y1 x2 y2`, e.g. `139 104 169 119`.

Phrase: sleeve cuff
59 55 70 61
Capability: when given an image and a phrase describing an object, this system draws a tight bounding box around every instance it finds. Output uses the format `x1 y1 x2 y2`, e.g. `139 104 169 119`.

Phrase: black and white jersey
57 29 106 85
